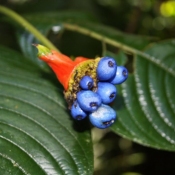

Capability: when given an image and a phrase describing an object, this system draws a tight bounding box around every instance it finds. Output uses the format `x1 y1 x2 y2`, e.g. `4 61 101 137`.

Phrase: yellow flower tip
32 44 51 57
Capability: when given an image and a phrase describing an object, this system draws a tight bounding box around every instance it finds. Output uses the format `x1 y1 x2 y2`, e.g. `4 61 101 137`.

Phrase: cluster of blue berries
71 57 128 129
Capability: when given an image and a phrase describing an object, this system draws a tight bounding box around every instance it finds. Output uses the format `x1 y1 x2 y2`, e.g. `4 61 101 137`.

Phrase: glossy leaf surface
0 46 93 174
112 40 175 151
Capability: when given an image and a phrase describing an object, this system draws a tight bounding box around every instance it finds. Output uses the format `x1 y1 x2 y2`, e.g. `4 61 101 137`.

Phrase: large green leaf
5 11 175 151
0 46 93 174
112 40 175 151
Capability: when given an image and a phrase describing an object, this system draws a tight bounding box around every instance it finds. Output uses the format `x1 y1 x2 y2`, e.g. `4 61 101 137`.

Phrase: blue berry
109 66 128 84
77 90 102 112
89 104 116 129
71 101 87 120
97 57 117 81
80 75 94 90
96 82 117 104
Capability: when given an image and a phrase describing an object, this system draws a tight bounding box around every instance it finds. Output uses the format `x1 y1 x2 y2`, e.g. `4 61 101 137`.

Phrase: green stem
63 23 145 56
0 5 59 52
63 23 175 77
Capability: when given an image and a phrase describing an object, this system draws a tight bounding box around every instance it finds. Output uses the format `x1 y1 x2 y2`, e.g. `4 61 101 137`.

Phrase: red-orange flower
35 44 100 108
35 44 88 90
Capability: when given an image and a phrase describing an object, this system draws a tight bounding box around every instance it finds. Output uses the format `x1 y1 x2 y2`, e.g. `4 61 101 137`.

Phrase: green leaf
0 46 93 174
112 40 175 151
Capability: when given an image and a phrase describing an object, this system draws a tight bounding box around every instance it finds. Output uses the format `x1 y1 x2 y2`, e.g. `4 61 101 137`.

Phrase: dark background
0 0 175 175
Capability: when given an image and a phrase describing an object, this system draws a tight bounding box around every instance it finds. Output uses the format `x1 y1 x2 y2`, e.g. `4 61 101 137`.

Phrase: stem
63 23 175 77
63 23 145 56
101 40 107 57
0 5 59 52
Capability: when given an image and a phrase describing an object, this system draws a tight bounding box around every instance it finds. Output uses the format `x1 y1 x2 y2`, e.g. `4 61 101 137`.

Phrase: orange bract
36 44 89 90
